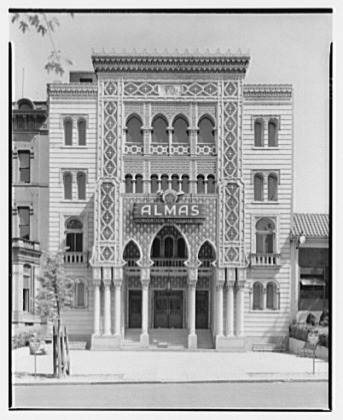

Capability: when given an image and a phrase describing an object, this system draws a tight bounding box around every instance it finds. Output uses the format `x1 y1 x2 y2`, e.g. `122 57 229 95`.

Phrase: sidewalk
12 345 329 385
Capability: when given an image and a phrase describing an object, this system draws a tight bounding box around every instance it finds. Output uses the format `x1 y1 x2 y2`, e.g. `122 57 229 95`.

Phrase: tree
35 252 74 377
11 12 74 76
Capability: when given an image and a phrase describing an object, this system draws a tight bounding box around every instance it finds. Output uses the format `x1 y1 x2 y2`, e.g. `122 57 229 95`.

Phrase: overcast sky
9 12 332 213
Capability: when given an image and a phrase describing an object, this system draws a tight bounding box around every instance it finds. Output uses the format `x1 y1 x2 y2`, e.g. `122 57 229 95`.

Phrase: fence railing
251 253 281 266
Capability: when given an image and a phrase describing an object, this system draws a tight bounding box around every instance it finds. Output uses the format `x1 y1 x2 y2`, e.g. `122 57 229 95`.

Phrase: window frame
18 207 30 240
77 118 87 146
18 150 31 184
77 171 86 200
64 118 73 146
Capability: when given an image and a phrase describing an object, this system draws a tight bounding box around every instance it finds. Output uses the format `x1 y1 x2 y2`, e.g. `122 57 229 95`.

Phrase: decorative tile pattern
182 82 218 97
103 101 118 177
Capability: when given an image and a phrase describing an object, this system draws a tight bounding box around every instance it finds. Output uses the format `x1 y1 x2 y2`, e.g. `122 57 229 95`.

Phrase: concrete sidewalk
12 345 329 385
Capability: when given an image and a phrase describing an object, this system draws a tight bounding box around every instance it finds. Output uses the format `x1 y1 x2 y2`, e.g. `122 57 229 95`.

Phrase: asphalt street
12 381 330 409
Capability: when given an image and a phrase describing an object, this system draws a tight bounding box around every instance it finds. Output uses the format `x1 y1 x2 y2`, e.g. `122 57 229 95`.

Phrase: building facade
47 51 294 350
12 98 49 329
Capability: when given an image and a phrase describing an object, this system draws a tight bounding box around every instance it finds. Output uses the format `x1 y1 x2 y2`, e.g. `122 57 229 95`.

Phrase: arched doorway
150 225 188 329
197 241 216 329
123 241 142 328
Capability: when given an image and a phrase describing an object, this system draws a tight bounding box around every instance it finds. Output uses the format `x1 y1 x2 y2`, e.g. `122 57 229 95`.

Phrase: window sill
251 201 279 205
252 147 280 150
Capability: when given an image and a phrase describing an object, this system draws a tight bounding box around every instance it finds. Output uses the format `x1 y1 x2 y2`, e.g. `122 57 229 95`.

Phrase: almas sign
133 190 206 224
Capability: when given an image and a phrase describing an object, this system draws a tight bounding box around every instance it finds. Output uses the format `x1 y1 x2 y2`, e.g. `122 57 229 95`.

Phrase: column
236 268 247 337
187 267 198 349
142 127 151 155
93 280 101 335
168 127 173 155
113 267 123 337
140 267 150 347
216 268 225 338
132 179 136 194
188 128 198 156
103 280 112 335
225 268 236 337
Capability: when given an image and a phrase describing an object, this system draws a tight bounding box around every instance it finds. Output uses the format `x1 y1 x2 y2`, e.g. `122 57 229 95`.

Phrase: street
12 381 330 409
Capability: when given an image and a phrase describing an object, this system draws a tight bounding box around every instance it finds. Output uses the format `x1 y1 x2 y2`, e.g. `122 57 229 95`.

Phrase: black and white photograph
9 6 333 412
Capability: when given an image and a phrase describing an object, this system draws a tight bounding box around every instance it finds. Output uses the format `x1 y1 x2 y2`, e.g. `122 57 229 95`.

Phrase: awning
300 279 325 286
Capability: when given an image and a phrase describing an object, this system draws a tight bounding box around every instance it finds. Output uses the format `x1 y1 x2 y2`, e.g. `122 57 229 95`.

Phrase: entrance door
196 290 209 329
129 290 142 328
154 291 183 328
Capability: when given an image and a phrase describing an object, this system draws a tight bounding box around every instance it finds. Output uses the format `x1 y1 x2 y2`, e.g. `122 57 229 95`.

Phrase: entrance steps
122 329 214 350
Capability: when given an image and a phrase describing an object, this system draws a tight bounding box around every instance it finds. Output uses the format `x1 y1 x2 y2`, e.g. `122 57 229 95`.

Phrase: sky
9 12 332 213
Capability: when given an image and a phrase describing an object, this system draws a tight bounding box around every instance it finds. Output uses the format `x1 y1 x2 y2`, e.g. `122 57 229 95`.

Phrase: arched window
256 218 275 254
77 172 86 200
75 281 86 307
125 175 133 193
172 116 189 144
198 241 216 267
181 175 189 193
127 116 143 143
268 119 278 147
152 116 168 143
78 119 86 146
135 175 143 193
253 282 263 310
64 119 73 146
207 175 215 194
197 175 205 194
63 172 73 200
164 237 174 258
171 175 179 192
161 175 169 191
151 238 161 258
123 240 141 267
254 119 264 147
151 175 159 193
198 116 215 144
23 264 31 312
254 173 264 201
177 238 186 258
266 282 277 310
65 218 83 252
268 174 278 201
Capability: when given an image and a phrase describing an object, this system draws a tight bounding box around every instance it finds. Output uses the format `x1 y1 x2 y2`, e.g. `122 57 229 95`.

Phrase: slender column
216 268 225 338
103 280 112 335
113 267 123 337
188 128 198 156
204 180 208 194
168 127 173 155
225 268 236 337
140 267 150 347
93 280 101 335
132 179 136 194
142 127 152 155
236 268 247 337
187 267 198 349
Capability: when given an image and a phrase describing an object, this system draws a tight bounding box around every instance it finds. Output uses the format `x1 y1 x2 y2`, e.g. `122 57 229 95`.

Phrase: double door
154 291 183 328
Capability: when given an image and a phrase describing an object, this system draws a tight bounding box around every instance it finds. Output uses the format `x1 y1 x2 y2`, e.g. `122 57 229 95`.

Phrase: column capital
103 267 112 282
236 281 246 290
187 266 198 287
226 281 236 290
237 267 247 281
140 267 150 288
113 279 122 288
92 267 102 281
103 279 112 288
226 267 236 282
92 279 101 288
215 267 226 288
113 267 123 282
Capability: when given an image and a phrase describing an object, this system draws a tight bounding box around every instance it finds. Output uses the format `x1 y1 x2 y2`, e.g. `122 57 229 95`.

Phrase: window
268 174 278 201
64 119 73 146
127 116 143 143
161 175 169 191
65 218 83 252
177 238 186 258
151 238 161 258
207 175 216 194
78 119 86 146
172 116 189 144
181 175 189 193
254 119 264 147
63 172 73 200
23 264 31 312
18 151 30 183
253 282 263 310
125 175 133 193
164 237 174 258
254 174 264 201
266 282 277 310
77 172 86 200
152 116 168 143
151 175 159 193
198 117 215 144
135 175 143 193
268 119 278 147
75 281 86 307
18 207 30 240
171 175 179 192
197 175 205 194
256 218 275 254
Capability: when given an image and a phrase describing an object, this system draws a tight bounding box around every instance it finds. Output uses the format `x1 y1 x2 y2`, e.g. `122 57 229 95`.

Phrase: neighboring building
47 51 294 350
12 98 49 330
290 213 329 320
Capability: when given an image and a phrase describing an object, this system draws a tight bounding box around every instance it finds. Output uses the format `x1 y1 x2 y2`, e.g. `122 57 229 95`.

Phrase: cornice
48 83 98 97
243 84 292 101
92 52 250 75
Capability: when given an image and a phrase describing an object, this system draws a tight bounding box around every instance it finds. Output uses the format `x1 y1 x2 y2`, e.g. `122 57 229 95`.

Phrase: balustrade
64 252 88 264
251 253 280 266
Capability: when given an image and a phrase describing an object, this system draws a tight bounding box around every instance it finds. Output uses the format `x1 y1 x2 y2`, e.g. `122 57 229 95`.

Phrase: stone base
91 334 122 350
140 332 150 348
188 333 197 350
216 335 246 351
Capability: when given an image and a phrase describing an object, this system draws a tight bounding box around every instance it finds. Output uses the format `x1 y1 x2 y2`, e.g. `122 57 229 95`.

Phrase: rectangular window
18 151 30 183
66 233 83 252
18 207 30 240
23 288 30 312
